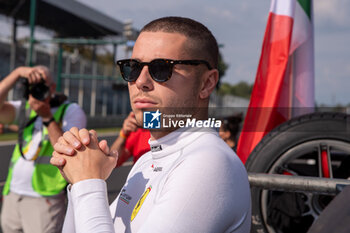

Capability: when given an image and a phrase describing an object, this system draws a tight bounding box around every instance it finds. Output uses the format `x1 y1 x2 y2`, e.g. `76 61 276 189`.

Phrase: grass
0 133 18 142
94 127 121 134
0 127 122 142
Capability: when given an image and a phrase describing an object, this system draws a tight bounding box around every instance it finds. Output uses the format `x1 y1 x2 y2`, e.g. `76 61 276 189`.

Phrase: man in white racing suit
51 16 251 233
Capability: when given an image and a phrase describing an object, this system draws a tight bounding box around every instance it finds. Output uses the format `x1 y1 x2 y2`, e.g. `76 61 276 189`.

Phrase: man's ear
199 69 219 99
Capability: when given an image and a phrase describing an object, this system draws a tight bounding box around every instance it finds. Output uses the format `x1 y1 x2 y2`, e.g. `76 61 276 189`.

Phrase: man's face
128 31 204 125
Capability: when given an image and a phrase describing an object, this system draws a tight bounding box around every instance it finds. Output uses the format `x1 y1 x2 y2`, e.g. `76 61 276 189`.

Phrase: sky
0 0 349 106
78 0 350 106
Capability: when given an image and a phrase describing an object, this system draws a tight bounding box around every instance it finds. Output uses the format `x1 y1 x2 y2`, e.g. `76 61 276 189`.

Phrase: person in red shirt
111 111 150 167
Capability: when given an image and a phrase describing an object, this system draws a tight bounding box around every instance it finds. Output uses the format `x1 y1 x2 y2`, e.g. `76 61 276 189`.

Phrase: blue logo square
143 110 162 129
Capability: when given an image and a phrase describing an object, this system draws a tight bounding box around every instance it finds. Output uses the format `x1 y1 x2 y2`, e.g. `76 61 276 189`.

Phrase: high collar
148 127 218 160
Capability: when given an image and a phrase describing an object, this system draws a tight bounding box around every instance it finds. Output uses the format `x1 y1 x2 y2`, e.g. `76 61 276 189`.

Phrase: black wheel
245 112 350 233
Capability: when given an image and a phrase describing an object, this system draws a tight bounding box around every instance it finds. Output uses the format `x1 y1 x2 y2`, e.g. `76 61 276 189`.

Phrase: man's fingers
129 117 138 125
28 73 35 83
50 156 65 167
99 140 109 155
81 129 99 150
69 127 80 137
28 70 41 83
51 152 66 166
34 70 42 81
37 69 47 81
108 150 119 168
127 111 134 118
51 152 71 184
130 123 138 132
109 150 119 160
54 141 75 155
78 128 90 145
125 113 138 126
127 120 138 128
88 130 99 145
63 130 82 149
57 136 69 145
123 125 133 133
124 121 138 133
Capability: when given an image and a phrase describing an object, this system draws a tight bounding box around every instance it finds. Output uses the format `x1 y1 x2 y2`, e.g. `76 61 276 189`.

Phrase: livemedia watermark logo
143 110 162 129
142 109 221 129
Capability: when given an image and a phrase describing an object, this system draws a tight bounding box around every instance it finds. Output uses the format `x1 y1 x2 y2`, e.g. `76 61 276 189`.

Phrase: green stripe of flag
297 0 312 20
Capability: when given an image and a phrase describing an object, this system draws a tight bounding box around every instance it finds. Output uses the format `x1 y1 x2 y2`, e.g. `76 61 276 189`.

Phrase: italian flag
236 0 314 163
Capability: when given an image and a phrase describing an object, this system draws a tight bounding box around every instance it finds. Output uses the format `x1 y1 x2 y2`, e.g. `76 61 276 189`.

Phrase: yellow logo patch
131 186 152 222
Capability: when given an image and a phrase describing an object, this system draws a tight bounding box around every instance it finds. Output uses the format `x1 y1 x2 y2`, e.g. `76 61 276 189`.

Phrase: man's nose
135 66 154 91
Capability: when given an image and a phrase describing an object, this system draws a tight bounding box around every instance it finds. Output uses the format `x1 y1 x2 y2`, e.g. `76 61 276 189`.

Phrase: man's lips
133 98 157 108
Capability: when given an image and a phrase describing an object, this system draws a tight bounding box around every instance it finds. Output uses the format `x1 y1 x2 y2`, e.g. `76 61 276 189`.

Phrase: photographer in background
0 66 86 233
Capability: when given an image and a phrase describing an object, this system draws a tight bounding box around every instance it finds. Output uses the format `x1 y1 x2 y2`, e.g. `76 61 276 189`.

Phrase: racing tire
245 112 350 233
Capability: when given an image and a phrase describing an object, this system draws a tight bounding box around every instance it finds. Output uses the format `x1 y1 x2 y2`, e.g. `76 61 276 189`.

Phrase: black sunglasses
116 59 212 82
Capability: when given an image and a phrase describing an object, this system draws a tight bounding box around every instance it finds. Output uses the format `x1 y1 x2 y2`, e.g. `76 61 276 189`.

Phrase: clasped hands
50 127 118 184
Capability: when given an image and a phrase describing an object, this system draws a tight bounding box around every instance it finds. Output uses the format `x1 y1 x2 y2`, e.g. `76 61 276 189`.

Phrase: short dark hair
141 16 219 69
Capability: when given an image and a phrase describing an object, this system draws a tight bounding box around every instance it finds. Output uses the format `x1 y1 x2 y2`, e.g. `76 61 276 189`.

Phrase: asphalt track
0 133 133 232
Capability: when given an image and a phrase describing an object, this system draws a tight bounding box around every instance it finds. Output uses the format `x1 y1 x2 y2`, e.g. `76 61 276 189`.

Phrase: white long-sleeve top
63 127 251 233
9 100 86 197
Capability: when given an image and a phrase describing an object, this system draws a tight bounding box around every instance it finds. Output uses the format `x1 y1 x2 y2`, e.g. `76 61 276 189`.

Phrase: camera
19 78 50 101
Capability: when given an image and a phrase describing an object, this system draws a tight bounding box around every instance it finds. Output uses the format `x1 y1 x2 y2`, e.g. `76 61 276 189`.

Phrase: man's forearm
0 68 21 108
46 120 64 146
0 68 23 124
67 179 115 233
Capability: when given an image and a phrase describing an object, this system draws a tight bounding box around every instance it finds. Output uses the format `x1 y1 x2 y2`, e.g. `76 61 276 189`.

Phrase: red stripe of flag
236 12 294 163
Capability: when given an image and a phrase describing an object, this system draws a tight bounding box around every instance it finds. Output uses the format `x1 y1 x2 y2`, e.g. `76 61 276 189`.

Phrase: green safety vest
3 103 70 196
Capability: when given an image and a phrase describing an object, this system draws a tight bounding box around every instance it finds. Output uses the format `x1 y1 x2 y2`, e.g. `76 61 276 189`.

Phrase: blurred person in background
0 65 86 233
219 113 243 151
